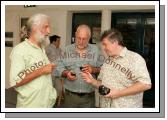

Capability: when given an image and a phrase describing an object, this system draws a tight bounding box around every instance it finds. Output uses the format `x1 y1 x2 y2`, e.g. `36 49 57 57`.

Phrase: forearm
91 78 102 88
14 67 45 87
119 82 151 97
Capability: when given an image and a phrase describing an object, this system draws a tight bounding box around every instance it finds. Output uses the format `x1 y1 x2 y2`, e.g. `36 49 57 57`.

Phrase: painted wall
5 5 154 89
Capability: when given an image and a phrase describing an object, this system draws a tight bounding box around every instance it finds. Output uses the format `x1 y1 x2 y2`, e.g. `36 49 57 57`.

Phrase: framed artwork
5 32 13 47
20 18 29 42
21 18 29 28
92 27 101 44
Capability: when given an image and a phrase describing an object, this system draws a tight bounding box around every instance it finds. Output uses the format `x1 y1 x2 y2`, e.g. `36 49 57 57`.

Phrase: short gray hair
75 24 91 38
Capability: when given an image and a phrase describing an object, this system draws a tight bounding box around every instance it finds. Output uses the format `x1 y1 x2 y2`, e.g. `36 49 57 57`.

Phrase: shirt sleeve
96 51 105 67
90 46 104 69
52 50 66 77
133 55 151 85
97 64 104 81
10 49 26 87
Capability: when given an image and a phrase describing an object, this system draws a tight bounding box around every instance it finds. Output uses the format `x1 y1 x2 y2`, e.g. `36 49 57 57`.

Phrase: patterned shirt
98 47 151 108
10 39 57 108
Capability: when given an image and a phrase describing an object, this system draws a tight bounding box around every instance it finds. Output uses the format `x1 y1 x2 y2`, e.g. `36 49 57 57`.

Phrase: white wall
5 7 73 88
5 9 70 48
5 5 154 88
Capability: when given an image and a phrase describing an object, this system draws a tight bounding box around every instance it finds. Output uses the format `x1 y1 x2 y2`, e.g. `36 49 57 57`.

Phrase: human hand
66 71 77 81
104 87 121 99
81 64 94 73
81 71 95 84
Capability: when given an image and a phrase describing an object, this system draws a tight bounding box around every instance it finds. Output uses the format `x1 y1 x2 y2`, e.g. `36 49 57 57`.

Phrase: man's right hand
42 63 56 74
66 71 77 81
62 70 77 81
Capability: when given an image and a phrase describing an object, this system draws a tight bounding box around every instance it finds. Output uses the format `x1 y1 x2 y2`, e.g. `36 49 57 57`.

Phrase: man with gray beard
10 13 57 108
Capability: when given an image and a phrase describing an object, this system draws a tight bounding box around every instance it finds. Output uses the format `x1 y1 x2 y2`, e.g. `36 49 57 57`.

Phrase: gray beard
35 33 49 48
40 36 49 48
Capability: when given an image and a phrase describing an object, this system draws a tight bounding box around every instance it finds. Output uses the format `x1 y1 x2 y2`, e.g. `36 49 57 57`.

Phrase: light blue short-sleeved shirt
54 43 103 93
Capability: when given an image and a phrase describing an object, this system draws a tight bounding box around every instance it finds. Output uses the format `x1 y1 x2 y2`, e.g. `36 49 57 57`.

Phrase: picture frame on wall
20 18 29 42
5 32 13 47
92 27 101 44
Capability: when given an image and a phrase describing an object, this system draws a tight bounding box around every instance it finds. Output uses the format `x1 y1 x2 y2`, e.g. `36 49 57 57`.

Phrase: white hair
75 24 91 38
24 13 49 38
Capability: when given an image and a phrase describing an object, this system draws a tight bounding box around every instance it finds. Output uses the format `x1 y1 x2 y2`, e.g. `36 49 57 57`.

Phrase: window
112 12 155 107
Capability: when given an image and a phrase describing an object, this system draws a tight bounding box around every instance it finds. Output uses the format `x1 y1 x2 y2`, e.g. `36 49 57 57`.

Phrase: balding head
75 25 91 38
75 24 91 50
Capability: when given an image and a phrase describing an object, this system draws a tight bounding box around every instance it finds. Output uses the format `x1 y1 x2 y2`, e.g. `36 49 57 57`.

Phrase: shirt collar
74 43 91 52
25 38 45 51
119 47 127 58
110 47 127 59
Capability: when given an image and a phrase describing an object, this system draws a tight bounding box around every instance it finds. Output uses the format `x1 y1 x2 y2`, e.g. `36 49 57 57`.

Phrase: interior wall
5 5 154 88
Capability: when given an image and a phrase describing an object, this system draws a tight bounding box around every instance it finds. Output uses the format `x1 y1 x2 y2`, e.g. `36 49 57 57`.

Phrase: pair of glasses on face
75 37 89 42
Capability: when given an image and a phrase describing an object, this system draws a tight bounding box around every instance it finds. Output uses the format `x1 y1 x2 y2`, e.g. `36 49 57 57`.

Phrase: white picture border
1 1 159 113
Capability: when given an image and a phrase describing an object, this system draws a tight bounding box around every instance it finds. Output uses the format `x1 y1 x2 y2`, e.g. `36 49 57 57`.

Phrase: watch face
98 85 110 95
